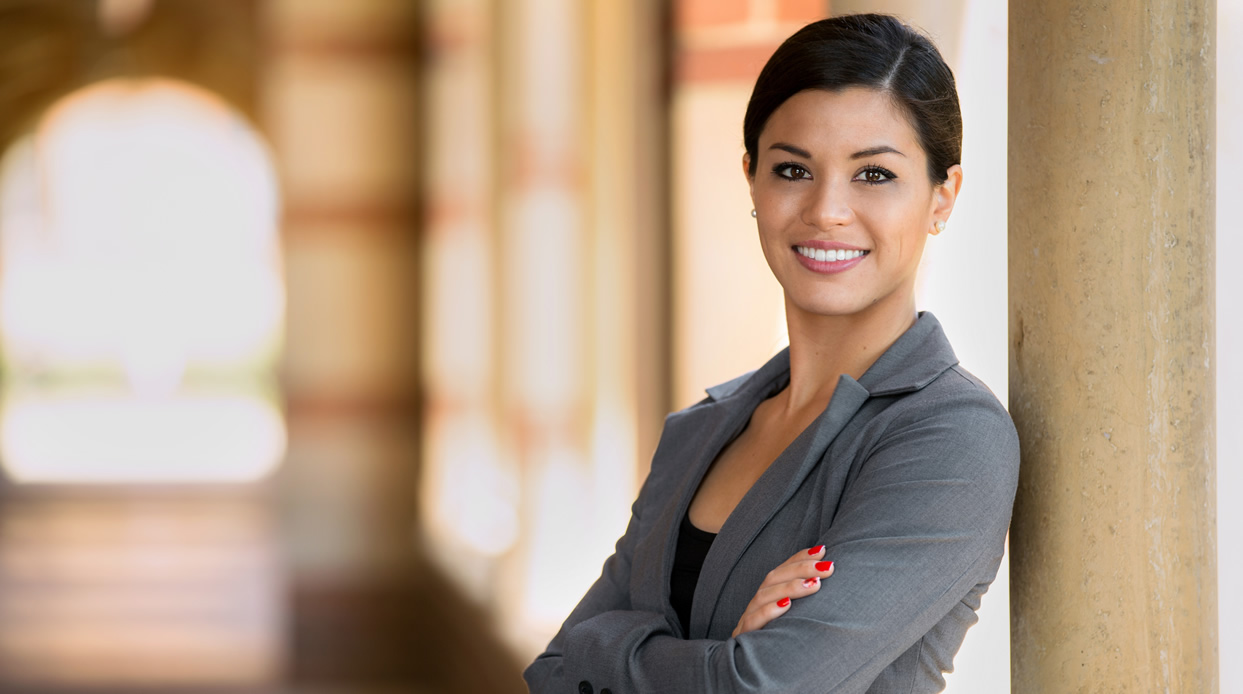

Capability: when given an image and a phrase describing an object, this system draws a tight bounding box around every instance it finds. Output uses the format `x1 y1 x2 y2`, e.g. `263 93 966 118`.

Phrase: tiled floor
0 492 525 694
0 496 283 690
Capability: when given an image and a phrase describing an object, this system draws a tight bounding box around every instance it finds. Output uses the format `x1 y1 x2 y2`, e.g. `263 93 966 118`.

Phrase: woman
525 14 1019 694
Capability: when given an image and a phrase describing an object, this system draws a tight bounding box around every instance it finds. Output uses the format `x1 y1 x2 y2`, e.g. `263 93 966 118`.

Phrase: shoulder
923 363 1016 442
865 362 1019 489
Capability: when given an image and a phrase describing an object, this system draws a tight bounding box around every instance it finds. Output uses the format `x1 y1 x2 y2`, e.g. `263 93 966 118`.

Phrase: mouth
794 246 868 262
792 245 869 274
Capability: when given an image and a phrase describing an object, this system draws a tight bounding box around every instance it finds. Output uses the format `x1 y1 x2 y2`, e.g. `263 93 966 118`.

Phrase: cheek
753 193 796 241
756 222 787 268
872 195 933 249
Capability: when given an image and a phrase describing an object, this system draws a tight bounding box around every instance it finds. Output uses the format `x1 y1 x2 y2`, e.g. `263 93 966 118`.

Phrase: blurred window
0 78 285 483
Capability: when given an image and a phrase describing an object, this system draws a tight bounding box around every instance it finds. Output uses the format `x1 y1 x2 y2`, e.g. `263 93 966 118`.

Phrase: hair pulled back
743 14 961 184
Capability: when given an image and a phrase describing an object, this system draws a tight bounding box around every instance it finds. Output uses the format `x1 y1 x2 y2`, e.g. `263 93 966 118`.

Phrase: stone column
1008 1 1217 692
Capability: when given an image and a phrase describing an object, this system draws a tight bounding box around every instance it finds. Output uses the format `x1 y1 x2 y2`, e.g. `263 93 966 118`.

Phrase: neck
779 295 917 415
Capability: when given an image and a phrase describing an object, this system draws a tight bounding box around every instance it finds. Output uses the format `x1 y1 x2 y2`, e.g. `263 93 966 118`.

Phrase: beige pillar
419 0 668 675
264 0 423 680
1008 2 1217 692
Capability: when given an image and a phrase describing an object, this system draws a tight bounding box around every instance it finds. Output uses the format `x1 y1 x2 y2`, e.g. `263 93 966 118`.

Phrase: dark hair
743 14 961 184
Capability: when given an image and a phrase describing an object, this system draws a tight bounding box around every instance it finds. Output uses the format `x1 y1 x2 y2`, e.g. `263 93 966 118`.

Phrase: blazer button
577 681 593 694
601 689 613 694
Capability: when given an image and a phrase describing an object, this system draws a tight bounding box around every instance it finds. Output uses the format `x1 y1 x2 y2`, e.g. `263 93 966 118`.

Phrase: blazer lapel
626 393 751 628
688 375 870 638
633 351 793 634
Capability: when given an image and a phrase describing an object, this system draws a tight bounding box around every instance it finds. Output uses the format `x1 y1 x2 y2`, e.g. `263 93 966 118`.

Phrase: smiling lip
792 242 869 274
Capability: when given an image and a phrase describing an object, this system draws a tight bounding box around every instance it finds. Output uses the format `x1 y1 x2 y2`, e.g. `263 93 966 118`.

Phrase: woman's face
745 87 961 322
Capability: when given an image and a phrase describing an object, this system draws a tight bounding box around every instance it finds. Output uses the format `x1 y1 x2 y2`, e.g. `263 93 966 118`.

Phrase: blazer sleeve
550 385 1020 694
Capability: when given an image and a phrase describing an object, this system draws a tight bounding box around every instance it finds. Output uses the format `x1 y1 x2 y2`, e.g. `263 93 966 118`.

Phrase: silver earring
933 220 946 234
751 209 757 218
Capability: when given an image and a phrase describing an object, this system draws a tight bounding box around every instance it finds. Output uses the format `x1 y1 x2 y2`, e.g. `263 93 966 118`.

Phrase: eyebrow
851 145 906 159
766 142 907 159
768 142 813 158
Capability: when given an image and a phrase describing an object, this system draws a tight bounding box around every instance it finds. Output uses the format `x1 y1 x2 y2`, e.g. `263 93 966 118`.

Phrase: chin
786 292 872 320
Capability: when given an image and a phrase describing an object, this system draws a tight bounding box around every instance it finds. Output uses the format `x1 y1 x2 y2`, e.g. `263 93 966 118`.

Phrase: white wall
910 2 1011 692
1216 3 1241 690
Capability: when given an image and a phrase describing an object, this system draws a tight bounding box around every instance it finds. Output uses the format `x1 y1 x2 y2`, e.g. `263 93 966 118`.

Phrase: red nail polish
777 597 791 608
807 545 824 555
802 577 819 588
815 560 834 572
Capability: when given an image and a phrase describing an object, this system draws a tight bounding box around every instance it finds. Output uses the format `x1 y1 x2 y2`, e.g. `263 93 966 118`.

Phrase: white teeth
797 246 866 261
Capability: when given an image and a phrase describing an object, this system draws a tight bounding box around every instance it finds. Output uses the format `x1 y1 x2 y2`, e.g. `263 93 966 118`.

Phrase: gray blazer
524 313 1020 693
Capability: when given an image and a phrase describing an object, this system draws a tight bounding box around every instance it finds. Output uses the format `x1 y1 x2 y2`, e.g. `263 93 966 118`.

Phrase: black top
669 511 717 637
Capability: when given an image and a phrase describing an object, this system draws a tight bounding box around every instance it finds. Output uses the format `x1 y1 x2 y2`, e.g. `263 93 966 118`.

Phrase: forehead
758 87 923 158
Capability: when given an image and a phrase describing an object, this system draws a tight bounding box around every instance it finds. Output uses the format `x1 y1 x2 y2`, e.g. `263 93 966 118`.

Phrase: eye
773 163 812 181
854 166 896 185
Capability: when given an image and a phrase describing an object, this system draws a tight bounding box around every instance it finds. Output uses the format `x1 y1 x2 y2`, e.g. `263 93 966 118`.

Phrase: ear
931 164 963 226
742 152 756 202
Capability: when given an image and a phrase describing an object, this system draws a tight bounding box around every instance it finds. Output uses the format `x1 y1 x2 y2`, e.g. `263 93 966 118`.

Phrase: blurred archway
0 76 285 689
0 78 285 485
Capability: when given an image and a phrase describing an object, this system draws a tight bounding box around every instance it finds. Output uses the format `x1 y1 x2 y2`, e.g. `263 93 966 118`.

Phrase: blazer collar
856 312 959 395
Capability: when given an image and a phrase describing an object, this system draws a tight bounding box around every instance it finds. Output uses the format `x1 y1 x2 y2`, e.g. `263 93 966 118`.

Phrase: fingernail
815 560 834 572
802 577 819 588
777 597 791 608
807 545 824 555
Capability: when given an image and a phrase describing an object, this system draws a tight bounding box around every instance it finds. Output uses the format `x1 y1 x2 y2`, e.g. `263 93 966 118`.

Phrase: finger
759 556 836 592
813 559 835 577
733 596 792 638
776 558 834 581
782 544 825 565
735 594 790 632
750 573 824 608
766 546 825 578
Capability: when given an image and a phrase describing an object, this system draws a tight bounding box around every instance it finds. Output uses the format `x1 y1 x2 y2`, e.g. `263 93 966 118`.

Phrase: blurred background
0 0 1235 692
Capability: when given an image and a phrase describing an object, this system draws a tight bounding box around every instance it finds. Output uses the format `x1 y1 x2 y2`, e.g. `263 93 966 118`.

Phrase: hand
731 544 835 638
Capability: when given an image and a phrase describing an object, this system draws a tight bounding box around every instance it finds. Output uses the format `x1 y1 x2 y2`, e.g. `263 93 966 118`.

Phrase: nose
800 178 854 230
